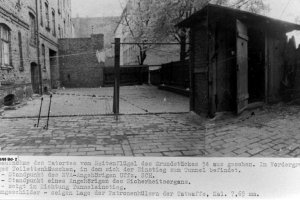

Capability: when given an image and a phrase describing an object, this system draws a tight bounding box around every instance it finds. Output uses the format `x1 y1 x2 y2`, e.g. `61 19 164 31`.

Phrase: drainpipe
36 0 43 95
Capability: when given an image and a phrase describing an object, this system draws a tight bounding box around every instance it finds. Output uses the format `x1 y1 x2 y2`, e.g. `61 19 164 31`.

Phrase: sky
267 0 300 23
71 0 124 18
71 0 300 21
71 0 300 43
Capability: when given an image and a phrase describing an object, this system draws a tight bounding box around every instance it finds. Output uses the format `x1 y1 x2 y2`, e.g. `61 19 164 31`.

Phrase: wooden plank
236 19 249 114
113 38 120 115
208 22 217 117
189 28 195 111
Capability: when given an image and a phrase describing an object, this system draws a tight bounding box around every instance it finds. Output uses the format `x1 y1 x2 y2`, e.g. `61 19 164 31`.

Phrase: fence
103 66 149 87
160 60 190 89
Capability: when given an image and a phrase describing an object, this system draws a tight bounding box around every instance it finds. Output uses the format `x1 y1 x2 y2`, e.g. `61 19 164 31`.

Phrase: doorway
49 49 58 89
30 62 39 94
248 28 265 103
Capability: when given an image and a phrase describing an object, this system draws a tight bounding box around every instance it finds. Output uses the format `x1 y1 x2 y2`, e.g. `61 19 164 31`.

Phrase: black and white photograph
0 0 300 199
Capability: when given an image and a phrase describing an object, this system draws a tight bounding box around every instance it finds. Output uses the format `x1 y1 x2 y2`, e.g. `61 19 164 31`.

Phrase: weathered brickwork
58 34 105 88
0 0 72 106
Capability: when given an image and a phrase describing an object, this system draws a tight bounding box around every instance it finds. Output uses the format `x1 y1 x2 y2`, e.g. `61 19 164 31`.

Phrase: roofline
113 4 128 34
177 4 300 31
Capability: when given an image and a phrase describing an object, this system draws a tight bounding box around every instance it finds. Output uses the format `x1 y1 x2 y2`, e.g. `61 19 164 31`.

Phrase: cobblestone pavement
0 113 205 157
1 85 189 117
1 86 300 157
205 104 300 157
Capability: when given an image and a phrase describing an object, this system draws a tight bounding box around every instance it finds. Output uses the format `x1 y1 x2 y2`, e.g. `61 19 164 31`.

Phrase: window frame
52 9 56 36
45 2 50 31
18 31 24 71
41 44 46 71
0 24 12 69
40 0 43 27
29 12 37 46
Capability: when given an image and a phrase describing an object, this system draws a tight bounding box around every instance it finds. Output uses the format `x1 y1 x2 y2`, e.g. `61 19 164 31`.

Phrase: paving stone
162 151 183 157
143 153 163 156
78 148 95 152
68 152 87 156
1 87 300 157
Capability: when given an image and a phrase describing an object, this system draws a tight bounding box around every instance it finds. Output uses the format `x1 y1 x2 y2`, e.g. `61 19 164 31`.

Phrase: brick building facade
0 0 73 107
59 34 105 88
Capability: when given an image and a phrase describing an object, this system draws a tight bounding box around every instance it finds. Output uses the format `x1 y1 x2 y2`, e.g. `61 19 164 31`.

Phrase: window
41 44 46 71
18 31 24 71
45 2 50 30
63 20 66 37
58 25 61 38
40 0 43 26
52 10 56 36
58 0 61 14
29 13 37 45
0 24 11 67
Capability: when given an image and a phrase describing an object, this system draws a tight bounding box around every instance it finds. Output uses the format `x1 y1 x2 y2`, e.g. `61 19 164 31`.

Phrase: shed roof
177 4 300 32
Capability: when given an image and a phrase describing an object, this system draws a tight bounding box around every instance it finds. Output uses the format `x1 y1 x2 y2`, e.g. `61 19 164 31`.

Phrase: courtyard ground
1 85 189 117
0 86 300 157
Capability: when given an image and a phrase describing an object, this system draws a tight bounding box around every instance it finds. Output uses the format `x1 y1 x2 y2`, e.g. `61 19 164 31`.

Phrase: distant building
114 0 180 67
72 17 119 49
0 0 73 107
58 34 105 88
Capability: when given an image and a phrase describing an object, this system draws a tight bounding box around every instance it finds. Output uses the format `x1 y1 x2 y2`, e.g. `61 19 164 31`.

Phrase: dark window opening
18 31 24 71
41 44 46 71
248 28 265 103
44 86 48 93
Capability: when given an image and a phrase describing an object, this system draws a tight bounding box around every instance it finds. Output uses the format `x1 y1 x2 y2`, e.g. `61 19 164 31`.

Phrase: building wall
59 34 105 88
72 17 119 49
266 32 287 103
192 23 209 115
0 0 72 106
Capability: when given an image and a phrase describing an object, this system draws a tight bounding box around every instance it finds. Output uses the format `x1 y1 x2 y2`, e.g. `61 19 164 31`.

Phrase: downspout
36 0 43 95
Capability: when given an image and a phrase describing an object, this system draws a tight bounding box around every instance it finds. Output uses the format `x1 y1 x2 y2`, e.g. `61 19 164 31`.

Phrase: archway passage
4 94 15 106
31 62 39 94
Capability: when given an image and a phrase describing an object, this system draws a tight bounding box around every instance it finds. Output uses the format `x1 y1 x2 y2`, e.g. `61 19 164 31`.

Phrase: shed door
236 20 249 114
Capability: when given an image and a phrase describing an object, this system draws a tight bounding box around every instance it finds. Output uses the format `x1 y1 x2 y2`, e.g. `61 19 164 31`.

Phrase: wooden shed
177 4 300 117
